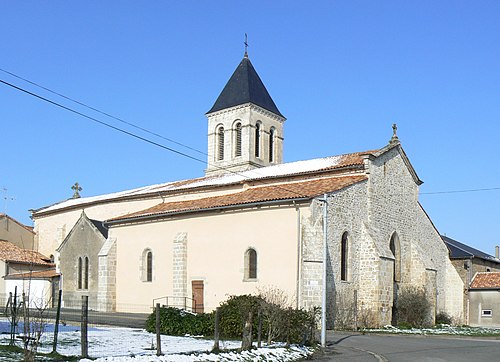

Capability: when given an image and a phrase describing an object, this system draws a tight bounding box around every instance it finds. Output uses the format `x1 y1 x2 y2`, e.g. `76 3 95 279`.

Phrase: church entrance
192 280 204 313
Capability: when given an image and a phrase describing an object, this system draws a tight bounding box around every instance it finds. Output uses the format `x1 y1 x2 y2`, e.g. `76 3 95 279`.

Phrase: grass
0 344 80 361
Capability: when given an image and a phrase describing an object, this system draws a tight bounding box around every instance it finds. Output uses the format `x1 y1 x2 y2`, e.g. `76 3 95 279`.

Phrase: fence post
52 289 62 353
354 289 358 331
257 308 262 348
212 307 220 352
156 303 162 356
81 295 88 358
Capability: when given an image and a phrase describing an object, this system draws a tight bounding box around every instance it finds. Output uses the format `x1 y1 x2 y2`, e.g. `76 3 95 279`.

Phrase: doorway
191 280 204 313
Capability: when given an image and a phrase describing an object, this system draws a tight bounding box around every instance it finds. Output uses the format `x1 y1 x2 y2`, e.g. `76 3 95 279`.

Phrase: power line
0 77 313 199
421 187 500 195
5 73 495 199
0 78 207 165
0 68 207 157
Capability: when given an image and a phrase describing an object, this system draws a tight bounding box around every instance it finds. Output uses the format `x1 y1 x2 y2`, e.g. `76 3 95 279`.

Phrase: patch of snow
0 318 313 361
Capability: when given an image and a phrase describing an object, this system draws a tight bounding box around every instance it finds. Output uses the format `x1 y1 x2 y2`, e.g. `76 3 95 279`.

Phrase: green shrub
145 307 213 336
218 294 262 339
435 311 453 325
396 286 431 328
145 294 317 345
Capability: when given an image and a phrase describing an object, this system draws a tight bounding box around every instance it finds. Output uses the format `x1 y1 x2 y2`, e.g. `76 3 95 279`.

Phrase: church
31 52 464 326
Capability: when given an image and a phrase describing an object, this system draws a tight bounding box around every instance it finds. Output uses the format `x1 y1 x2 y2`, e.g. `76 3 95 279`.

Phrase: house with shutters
31 53 464 326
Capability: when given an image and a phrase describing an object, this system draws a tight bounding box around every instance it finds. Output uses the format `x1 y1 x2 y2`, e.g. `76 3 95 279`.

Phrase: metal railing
152 296 196 312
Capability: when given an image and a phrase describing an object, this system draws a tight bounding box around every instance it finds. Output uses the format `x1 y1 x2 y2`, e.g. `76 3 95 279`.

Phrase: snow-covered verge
80 345 314 362
0 318 314 361
366 324 500 336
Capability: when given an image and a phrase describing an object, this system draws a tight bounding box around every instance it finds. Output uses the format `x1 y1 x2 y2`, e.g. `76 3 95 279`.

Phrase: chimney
496 245 499 259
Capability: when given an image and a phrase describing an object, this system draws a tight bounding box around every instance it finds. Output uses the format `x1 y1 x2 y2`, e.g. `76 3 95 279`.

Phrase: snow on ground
368 324 500 336
0 318 313 361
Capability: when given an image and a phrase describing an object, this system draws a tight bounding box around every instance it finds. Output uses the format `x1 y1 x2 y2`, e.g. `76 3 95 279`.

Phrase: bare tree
258 286 293 344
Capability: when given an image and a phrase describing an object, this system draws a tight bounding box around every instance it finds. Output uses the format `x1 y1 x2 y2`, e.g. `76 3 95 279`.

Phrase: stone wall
300 145 465 327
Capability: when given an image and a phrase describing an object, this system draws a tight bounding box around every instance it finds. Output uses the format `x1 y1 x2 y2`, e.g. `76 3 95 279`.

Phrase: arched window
84 256 89 289
146 251 153 282
255 122 261 158
269 127 275 162
77 256 89 290
245 248 257 279
235 122 242 157
77 257 82 289
390 233 401 282
142 249 153 282
341 232 349 281
217 126 224 161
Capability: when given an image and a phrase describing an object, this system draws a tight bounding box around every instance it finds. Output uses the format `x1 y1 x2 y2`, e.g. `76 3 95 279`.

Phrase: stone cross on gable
71 182 82 199
390 123 399 145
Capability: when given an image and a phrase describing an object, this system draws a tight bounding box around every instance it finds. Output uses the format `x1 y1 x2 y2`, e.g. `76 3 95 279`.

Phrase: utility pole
318 194 329 347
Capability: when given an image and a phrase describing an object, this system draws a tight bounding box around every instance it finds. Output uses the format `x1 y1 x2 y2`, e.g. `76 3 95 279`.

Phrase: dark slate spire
207 57 283 117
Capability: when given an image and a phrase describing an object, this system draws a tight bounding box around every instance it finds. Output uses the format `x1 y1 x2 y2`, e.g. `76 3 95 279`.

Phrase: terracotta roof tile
110 175 367 222
470 272 500 289
0 240 53 266
35 150 375 216
4 269 59 280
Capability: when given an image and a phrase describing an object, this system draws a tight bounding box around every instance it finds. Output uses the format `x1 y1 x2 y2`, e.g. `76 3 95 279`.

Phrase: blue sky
1 1 499 255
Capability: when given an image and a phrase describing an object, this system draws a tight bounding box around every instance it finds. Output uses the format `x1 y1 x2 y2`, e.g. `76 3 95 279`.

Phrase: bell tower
205 54 286 176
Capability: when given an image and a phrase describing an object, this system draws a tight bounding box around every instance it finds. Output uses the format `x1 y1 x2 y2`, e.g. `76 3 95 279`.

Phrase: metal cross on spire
71 182 82 199
244 33 249 58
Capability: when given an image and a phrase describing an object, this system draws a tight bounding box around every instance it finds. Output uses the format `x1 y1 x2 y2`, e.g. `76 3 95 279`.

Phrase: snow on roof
34 151 371 216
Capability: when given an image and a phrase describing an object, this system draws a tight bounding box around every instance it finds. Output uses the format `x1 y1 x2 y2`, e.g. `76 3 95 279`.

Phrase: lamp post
319 194 328 347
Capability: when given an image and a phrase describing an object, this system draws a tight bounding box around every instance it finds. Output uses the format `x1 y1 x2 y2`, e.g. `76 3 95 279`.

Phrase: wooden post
212 307 220 352
81 296 88 358
354 290 358 331
241 311 253 351
257 308 262 348
156 303 162 356
52 289 62 353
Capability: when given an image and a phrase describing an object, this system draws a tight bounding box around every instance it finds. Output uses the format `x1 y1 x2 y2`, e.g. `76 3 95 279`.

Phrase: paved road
316 332 500 362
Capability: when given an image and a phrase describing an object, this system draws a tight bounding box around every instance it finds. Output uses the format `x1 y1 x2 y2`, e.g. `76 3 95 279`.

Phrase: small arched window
217 126 225 161
255 122 261 158
341 232 349 281
146 251 153 282
84 256 89 289
245 248 257 280
77 256 89 290
77 257 83 289
269 127 275 162
142 249 153 282
390 233 401 282
235 122 242 157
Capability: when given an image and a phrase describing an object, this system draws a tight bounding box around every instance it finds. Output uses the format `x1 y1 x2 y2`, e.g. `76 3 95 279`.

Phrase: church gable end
57 212 108 310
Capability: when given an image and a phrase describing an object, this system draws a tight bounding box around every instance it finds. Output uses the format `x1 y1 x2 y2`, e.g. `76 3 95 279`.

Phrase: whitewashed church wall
34 198 161 257
111 205 301 313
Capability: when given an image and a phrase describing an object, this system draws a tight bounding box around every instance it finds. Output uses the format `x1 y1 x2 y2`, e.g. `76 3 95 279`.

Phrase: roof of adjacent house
441 235 500 263
33 150 372 216
470 272 500 289
107 174 368 223
0 213 34 234
0 240 53 266
207 56 284 117
4 269 59 280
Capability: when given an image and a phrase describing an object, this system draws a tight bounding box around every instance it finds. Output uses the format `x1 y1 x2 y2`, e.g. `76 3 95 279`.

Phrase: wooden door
192 280 204 313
